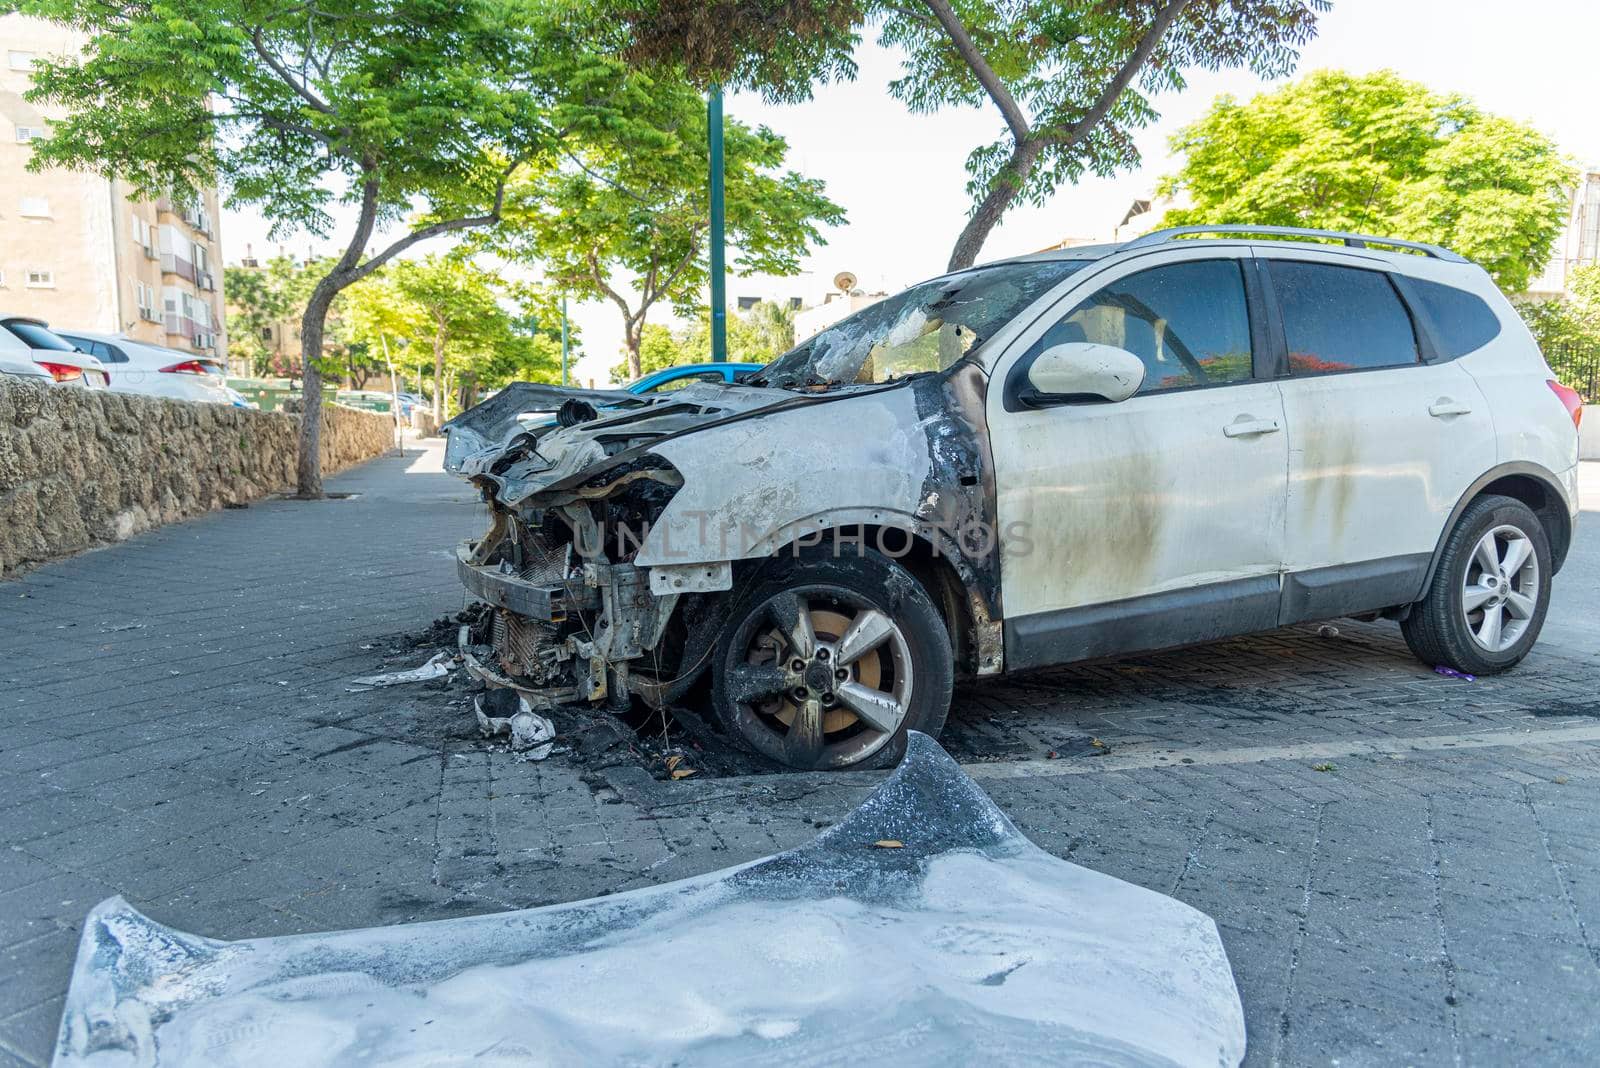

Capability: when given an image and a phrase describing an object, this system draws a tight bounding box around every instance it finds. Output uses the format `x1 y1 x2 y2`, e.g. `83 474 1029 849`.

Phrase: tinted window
62 336 127 362
4 320 79 352
1408 277 1502 357
1036 259 1254 393
1271 262 1419 374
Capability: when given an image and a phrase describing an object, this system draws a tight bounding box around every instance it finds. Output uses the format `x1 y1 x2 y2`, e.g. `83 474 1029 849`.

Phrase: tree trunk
625 322 643 380
946 138 1045 271
295 281 341 497
432 332 446 422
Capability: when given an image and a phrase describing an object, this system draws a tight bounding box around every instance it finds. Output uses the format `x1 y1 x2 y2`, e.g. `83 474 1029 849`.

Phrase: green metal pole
560 296 569 386
708 84 727 363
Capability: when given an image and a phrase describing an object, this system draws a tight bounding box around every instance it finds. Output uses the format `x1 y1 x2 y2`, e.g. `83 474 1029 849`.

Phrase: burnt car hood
441 382 642 473
444 379 887 506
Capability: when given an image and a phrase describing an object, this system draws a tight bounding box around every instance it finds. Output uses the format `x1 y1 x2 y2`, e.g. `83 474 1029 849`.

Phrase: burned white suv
446 226 1582 771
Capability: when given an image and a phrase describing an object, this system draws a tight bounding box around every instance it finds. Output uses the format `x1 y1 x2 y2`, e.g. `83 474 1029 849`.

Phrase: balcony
160 253 198 284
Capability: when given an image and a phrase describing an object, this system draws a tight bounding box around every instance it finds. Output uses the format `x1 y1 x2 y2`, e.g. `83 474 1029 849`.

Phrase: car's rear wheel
1402 495 1552 675
710 552 953 770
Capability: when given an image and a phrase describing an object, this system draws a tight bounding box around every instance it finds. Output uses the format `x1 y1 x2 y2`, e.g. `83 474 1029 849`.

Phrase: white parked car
55 330 232 404
0 316 110 388
446 225 1583 770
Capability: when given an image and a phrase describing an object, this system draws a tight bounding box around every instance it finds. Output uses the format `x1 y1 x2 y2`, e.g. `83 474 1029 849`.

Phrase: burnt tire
710 550 953 771
1401 494 1551 676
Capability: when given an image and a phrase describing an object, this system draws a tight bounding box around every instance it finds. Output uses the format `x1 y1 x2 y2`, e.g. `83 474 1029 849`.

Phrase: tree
606 0 1327 270
1513 265 1600 356
381 255 558 420
223 257 295 376
19 0 615 496
497 68 843 379
608 300 797 382
1158 70 1576 292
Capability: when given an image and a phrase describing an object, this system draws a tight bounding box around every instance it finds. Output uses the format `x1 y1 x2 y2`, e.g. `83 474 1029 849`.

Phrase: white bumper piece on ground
51 734 1245 1067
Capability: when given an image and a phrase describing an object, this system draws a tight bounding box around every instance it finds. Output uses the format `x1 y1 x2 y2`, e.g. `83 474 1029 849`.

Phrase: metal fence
1545 342 1600 402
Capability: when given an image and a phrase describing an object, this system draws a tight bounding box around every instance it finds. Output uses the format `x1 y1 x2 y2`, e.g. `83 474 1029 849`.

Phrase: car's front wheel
710 551 953 770
1402 494 1552 675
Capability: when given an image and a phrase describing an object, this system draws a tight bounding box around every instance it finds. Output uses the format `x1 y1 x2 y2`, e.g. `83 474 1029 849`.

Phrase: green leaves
15 0 590 235
1160 70 1575 293
493 69 841 375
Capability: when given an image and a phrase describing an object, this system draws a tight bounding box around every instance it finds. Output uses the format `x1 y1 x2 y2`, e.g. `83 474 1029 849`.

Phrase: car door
1260 251 1497 622
988 250 1290 669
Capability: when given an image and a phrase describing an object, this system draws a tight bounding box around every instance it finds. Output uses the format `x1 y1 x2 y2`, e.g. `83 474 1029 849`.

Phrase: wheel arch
1422 463 1573 592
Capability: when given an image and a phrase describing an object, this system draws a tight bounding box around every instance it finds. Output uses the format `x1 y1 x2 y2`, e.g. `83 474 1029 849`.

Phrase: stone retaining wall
0 381 396 576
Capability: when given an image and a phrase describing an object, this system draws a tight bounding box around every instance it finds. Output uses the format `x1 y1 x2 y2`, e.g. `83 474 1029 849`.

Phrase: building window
15 126 44 143
7 51 36 71
25 268 55 288
19 197 50 218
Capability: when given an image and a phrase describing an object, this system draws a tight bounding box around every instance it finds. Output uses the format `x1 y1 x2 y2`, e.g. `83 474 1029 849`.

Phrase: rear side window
1407 278 1502 357
3 320 79 352
1270 262 1419 374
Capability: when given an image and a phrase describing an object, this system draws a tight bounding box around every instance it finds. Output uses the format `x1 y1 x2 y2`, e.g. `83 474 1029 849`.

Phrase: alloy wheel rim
725 587 913 770
1461 524 1538 653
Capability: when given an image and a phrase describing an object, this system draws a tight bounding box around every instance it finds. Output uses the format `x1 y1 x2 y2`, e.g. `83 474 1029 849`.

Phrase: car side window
1270 261 1420 374
1407 277 1502 357
103 344 129 363
1034 259 1255 394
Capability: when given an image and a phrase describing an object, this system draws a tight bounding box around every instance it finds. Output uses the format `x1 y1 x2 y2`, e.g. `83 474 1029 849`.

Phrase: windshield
754 260 1088 389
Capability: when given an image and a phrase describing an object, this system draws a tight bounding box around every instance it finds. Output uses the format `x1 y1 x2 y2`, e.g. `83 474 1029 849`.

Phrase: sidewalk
3 443 1598 1066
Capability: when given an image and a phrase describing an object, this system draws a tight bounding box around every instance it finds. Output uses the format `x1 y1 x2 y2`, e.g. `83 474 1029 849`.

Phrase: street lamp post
560 295 569 386
709 84 727 363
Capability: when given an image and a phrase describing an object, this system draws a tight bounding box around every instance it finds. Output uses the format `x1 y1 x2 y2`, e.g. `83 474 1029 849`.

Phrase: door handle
1429 399 1473 417
1222 417 1282 438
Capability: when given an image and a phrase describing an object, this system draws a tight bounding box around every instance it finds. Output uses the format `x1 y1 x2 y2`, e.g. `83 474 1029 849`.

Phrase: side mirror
1025 342 1146 404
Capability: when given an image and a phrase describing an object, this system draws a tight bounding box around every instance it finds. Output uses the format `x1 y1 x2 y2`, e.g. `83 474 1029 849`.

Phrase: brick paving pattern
1 443 1596 1066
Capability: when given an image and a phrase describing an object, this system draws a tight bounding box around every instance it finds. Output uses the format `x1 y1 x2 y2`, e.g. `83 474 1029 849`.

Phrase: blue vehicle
627 362 764 394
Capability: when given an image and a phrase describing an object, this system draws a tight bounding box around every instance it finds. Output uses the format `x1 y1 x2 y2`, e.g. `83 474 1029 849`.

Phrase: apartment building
1527 167 1600 299
0 14 227 358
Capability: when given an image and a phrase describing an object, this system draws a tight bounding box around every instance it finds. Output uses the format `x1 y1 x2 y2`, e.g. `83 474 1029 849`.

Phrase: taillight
37 361 83 383
160 360 209 375
1547 380 1583 428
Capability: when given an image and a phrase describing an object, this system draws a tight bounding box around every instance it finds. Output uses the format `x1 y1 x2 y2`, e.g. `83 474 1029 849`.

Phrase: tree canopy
365 255 557 419
604 0 1327 269
610 300 796 382
17 0 614 494
495 66 842 379
1158 69 1575 292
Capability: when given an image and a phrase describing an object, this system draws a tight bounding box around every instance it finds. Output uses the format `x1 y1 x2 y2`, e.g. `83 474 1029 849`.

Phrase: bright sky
220 0 1599 387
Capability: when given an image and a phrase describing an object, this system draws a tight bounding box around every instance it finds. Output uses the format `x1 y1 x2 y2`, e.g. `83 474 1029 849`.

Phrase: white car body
0 316 110 388
54 330 231 404
446 225 1582 769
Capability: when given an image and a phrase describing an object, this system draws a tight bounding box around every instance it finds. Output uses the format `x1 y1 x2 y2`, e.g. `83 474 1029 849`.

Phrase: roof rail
1122 225 1468 263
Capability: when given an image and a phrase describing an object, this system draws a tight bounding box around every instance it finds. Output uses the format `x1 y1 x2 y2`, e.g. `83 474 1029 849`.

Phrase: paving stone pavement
1 442 1597 1067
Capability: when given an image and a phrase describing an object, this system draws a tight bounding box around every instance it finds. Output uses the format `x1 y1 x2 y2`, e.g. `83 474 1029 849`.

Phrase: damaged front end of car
445 381 793 712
